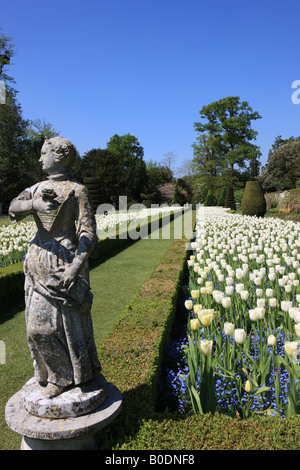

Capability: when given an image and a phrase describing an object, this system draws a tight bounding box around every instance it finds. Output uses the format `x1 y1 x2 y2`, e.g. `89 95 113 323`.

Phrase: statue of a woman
9 137 102 399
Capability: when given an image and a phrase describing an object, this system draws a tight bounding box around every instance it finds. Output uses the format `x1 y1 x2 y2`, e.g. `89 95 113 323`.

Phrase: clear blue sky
1 0 300 173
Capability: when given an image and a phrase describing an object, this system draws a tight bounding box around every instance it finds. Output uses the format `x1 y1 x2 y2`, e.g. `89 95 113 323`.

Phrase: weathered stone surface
8 137 102 399
5 382 122 445
21 372 107 419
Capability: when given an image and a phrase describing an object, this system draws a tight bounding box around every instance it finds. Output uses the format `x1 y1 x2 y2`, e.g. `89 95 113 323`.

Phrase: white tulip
240 290 249 301
198 339 213 356
269 298 277 308
257 298 266 308
265 288 273 297
223 322 235 336
225 285 234 296
267 334 277 346
234 328 247 345
222 297 231 309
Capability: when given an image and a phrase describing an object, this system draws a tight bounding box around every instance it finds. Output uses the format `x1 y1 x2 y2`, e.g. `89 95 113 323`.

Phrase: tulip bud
293 309 300 323
225 285 234 296
245 380 251 393
267 334 277 347
249 309 257 321
257 298 266 308
185 300 193 310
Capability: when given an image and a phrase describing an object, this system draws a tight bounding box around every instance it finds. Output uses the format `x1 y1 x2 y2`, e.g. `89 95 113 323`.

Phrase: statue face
40 143 60 174
40 143 55 172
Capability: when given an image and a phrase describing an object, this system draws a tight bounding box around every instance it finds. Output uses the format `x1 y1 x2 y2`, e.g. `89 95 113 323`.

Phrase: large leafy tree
81 148 126 205
0 29 29 210
193 96 262 186
107 133 148 203
258 136 300 192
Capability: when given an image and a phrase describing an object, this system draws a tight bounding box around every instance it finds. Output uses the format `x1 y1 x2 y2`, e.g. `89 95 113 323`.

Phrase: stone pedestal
5 380 122 450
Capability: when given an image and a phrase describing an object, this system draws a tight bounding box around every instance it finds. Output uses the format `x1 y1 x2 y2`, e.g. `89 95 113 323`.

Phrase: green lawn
0 219 180 450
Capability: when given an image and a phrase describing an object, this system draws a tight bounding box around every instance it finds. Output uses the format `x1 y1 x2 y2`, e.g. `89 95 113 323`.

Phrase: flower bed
0 207 183 268
174 207 300 418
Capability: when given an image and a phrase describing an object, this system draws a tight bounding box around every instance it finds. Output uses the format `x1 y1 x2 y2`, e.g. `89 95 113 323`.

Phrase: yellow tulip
284 341 298 358
190 319 200 331
295 324 300 337
245 380 252 393
191 290 200 300
198 309 214 327
193 303 203 314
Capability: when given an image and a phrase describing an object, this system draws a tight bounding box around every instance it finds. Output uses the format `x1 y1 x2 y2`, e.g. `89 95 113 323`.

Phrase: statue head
40 137 77 175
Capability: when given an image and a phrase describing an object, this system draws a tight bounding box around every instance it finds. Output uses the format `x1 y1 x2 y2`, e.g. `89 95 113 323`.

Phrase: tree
0 28 29 210
107 133 148 203
0 27 15 83
162 151 176 174
193 97 262 186
24 119 59 184
258 136 300 192
107 133 144 168
81 148 126 206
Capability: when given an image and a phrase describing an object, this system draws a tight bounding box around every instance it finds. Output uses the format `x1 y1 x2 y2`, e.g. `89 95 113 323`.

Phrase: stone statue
9 137 103 403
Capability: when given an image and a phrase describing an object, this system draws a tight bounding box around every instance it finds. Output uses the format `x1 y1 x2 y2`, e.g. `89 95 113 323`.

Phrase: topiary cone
224 186 236 210
241 181 266 217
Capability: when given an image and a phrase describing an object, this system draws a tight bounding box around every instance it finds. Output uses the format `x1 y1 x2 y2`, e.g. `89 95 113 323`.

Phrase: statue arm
60 186 98 288
9 189 34 223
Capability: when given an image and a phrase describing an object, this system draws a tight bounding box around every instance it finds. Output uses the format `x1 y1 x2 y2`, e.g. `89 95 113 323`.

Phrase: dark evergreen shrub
241 180 266 217
224 186 236 210
217 186 227 206
204 190 217 206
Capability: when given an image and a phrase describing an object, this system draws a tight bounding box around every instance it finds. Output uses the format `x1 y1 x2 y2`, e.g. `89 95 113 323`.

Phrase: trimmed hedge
241 180 266 217
0 263 24 312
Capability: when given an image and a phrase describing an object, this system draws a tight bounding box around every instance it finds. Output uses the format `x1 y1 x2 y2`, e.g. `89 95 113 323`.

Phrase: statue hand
33 197 60 214
58 258 83 289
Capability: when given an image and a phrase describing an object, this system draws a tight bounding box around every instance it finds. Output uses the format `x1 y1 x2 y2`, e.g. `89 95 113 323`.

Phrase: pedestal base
21 373 107 419
5 382 122 450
